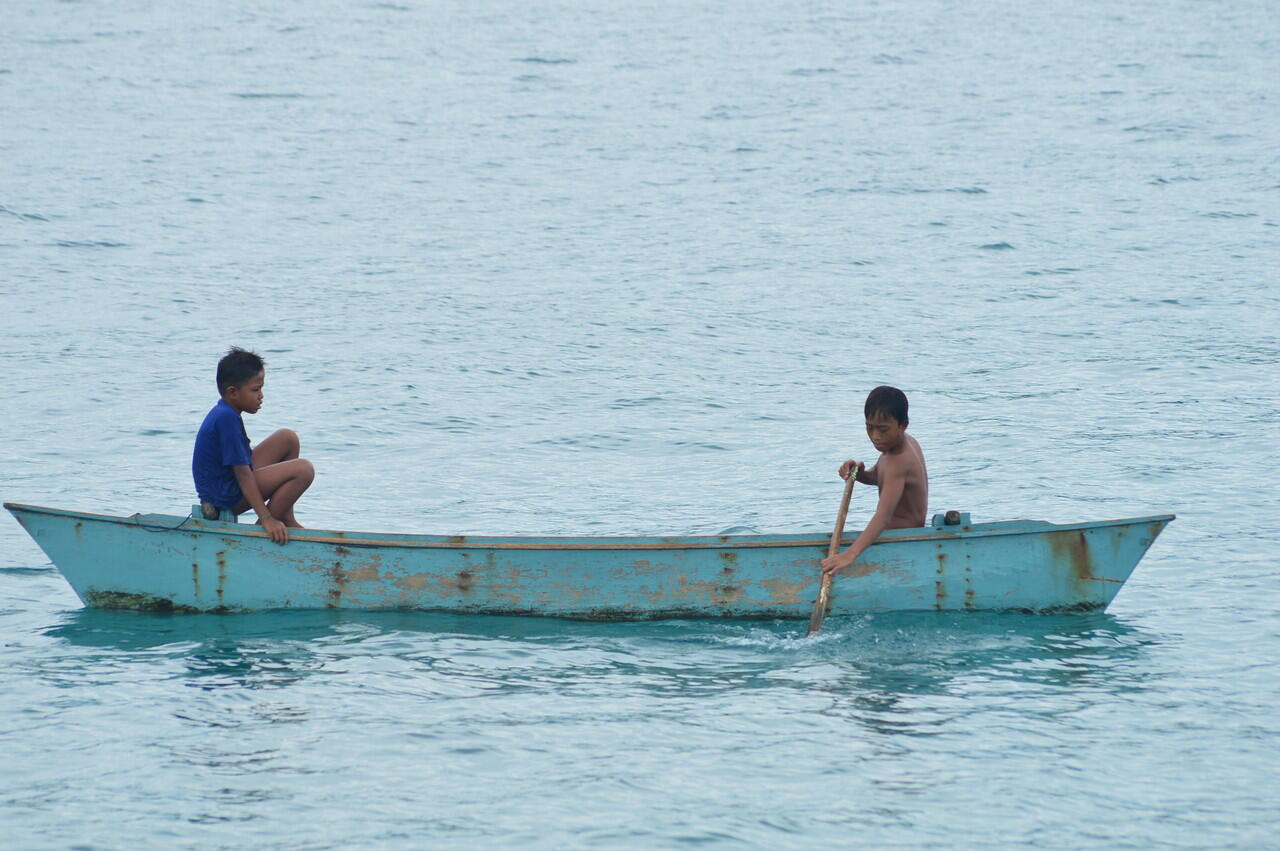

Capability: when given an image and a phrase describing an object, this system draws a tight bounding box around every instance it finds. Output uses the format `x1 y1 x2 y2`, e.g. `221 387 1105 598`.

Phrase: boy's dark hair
865 385 909 426
217 347 265 393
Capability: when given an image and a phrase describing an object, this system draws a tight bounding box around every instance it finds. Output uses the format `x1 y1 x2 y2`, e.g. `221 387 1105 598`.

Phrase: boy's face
865 411 907 454
224 370 265 415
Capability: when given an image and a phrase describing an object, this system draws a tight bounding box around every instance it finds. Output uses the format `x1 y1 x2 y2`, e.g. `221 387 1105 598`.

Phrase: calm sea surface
2 1 1278 847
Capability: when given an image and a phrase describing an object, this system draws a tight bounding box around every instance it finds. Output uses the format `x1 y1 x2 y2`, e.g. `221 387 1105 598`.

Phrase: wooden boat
5 502 1172 618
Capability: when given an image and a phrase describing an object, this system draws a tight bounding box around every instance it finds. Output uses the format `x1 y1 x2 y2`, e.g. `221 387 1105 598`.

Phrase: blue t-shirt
192 399 253 509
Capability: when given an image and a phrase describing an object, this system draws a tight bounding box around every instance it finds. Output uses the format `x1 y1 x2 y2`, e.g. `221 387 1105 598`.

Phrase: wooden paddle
807 468 858 636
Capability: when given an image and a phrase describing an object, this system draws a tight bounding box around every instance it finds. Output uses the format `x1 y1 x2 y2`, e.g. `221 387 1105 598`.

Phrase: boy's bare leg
243 430 311 526
235 429 312 527
252 429 301 468
246 459 314 528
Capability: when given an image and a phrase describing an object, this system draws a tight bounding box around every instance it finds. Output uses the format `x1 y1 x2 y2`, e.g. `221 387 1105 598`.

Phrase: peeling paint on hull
5 503 1173 619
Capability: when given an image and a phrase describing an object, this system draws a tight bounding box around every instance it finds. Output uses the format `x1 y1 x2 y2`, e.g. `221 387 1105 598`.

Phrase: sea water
2 0 1277 847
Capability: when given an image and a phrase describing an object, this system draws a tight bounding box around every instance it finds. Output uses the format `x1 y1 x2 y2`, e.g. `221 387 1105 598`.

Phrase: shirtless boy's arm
822 455 905 575
232 465 289 544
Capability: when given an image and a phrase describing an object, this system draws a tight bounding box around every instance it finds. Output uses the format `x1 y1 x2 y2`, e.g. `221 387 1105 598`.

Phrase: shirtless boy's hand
838 460 865 481
821 549 856 575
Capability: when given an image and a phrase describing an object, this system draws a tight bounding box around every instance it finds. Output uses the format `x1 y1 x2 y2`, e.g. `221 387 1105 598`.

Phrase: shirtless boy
192 347 314 544
821 386 928 575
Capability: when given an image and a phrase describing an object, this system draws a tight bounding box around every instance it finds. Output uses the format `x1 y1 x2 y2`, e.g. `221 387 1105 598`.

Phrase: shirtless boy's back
821 386 928 576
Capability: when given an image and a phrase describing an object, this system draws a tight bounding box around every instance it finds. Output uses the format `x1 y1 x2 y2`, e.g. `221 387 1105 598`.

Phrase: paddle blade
807 473 857 636
806 574 832 636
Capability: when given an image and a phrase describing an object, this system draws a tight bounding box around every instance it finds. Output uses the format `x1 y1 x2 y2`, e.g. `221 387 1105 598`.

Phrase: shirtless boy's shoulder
876 432 928 529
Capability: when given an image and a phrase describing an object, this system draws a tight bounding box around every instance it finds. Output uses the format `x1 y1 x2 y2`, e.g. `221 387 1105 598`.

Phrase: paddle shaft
807 471 857 636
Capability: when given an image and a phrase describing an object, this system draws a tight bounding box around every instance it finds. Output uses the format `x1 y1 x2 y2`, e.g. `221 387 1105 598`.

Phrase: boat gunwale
5 501 1176 552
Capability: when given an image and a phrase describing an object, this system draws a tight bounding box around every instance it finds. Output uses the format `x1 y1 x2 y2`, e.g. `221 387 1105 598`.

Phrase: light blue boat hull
5 503 1172 619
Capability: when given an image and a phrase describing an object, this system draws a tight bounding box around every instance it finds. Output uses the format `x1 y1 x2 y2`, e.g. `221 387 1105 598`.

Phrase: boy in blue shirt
192 347 314 544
